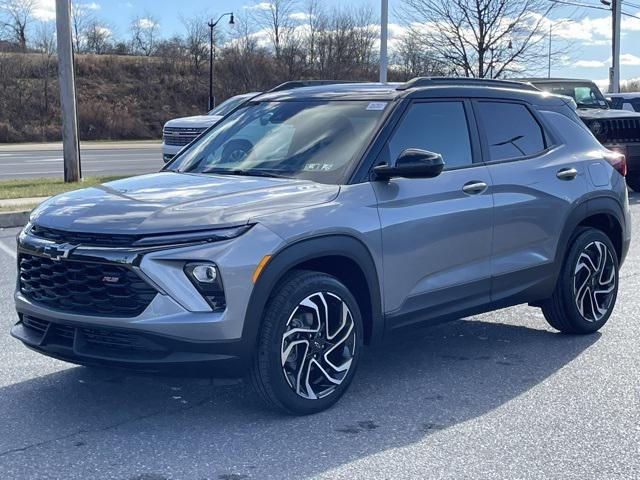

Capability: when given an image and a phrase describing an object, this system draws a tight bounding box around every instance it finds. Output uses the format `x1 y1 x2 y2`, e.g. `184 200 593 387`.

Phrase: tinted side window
387 101 473 169
476 102 546 161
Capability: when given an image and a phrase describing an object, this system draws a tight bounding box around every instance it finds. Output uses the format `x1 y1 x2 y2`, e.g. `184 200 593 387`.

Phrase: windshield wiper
201 168 290 179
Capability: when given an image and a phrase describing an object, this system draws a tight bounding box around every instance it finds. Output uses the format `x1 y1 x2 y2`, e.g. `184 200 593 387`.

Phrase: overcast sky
32 0 640 86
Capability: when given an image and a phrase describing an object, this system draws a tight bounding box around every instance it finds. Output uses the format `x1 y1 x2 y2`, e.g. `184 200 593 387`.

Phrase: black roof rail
267 80 363 92
397 77 539 92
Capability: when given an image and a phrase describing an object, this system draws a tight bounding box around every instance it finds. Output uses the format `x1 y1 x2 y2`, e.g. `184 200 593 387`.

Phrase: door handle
462 181 488 195
556 167 578 180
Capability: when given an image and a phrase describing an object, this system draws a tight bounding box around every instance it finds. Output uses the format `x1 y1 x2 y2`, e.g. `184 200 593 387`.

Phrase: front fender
241 234 384 353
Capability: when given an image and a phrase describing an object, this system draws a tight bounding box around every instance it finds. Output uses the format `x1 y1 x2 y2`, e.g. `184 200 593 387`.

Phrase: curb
0 210 30 229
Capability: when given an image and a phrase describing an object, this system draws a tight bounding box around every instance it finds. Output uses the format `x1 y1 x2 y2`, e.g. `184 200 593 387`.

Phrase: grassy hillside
0 53 212 143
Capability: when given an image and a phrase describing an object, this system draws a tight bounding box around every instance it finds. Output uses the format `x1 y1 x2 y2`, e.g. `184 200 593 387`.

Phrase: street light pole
379 0 388 83
208 12 234 111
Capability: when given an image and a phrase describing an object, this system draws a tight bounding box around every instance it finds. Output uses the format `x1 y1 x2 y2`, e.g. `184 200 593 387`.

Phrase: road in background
0 142 163 179
0 199 638 479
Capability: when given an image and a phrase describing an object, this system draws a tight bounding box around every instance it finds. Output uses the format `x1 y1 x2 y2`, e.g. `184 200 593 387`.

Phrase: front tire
250 270 363 415
542 228 619 334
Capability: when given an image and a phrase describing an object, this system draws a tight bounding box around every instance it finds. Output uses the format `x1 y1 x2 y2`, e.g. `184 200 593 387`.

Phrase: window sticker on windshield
366 102 387 111
599 100 607 106
304 163 334 171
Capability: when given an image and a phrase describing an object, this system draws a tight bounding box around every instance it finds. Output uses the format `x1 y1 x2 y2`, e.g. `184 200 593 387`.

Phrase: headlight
589 120 604 136
184 262 226 311
133 224 252 248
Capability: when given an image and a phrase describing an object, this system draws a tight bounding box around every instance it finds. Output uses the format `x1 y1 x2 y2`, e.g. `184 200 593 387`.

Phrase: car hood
30 172 339 234
577 108 640 120
164 115 222 129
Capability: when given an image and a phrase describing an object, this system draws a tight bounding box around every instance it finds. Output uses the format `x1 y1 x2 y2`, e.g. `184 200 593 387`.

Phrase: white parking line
0 241 16 259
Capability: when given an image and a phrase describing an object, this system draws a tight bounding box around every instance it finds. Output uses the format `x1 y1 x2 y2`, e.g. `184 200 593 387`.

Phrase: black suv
524 78 640 191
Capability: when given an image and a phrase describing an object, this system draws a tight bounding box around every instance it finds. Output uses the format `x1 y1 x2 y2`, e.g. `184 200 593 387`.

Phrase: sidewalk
0 197 47 228
0 197 47 207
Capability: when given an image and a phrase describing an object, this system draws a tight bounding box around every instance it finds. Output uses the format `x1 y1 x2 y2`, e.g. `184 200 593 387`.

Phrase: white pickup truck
162 92 260 162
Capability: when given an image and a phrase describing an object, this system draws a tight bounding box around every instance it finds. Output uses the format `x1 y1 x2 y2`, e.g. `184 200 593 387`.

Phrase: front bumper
11 313 245 376
12 224 285 376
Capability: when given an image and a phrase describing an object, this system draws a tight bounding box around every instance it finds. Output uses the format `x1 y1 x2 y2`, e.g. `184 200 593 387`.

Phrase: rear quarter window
540 110 602 149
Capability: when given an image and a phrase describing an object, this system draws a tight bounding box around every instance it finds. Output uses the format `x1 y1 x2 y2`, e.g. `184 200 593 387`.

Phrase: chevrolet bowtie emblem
42 243 76 261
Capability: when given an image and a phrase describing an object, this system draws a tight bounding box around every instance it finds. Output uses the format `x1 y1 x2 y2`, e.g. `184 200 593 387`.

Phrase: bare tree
181 13 209 73
130 14 159 56
394 32 447 79
71 1 96 53
34 21 56 139
302 0 321 67
311 5 378 79
85 20 111 54
399 0 555 78
0 0 36 51
252 0 297 57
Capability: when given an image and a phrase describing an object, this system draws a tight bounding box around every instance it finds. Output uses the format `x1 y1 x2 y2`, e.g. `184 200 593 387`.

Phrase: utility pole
379 0 388 83
610 0 622 93
55 0 81 182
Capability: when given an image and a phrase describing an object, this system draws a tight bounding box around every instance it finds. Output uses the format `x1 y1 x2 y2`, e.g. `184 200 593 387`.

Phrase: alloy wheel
573 241 616 322
280 292 356 400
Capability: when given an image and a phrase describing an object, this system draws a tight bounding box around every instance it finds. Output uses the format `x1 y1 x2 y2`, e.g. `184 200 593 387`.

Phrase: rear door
473 100 589 304
372 99 494 329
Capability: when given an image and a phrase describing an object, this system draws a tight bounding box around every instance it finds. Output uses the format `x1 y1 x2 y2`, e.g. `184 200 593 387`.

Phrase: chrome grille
162 126 207 146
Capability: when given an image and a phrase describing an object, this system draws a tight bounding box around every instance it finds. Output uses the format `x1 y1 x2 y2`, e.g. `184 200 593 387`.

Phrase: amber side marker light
252 255 272 283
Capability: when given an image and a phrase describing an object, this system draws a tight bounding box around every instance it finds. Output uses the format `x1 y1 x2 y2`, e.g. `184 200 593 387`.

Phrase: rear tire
249 270 363 415
626 174 640 192
542 228 618 334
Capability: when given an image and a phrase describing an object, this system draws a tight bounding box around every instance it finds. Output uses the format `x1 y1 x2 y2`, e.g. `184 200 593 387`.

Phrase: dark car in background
524 78 640 191
608 92 640 113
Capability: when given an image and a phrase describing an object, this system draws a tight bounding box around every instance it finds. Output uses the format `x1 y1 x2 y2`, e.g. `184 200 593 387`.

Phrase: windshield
539 83 609 109
207 95 252 117
168 100 388 184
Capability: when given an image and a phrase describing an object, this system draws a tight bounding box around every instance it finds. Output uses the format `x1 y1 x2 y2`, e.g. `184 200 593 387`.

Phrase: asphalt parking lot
0 197 638 480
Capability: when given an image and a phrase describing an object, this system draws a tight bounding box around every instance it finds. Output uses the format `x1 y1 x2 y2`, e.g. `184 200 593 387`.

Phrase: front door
372 100 494 329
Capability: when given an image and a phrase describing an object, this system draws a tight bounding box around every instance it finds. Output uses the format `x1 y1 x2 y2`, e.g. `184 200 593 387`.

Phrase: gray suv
12 78 631 415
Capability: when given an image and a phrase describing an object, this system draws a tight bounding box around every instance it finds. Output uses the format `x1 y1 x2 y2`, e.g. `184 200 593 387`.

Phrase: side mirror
373 148 445 180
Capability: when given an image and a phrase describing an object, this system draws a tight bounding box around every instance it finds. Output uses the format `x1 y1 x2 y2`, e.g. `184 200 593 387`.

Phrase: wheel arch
243 234 384 352
557 195 626 268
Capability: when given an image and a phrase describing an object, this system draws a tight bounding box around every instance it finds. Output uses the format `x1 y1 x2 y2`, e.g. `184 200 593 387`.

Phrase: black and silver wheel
573 240 616 322
250 270 363 415
542 228 619 334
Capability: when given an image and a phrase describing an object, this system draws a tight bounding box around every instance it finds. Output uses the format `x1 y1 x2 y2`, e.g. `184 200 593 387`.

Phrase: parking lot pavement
0 142 163 179
0 198 639 480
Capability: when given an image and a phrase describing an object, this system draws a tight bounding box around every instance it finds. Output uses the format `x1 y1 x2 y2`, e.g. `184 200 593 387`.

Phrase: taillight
604 150 627 177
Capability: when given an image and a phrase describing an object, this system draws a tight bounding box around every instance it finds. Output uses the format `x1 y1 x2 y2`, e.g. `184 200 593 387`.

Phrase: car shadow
0 313 599 479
